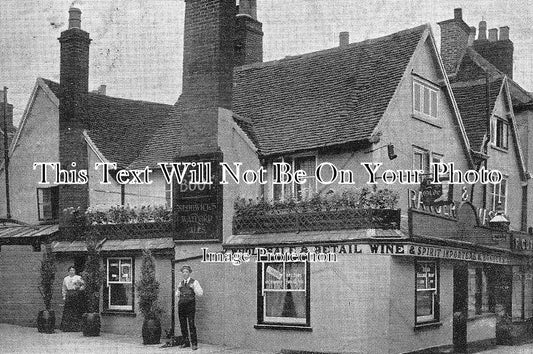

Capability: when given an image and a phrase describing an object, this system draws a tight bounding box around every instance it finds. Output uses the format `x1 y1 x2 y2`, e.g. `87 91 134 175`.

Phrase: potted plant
81 229 103 337
37 243 56 333
137 249 162 344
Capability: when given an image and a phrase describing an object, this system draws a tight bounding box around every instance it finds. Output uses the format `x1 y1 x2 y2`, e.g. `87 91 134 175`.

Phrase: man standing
175 265 203 350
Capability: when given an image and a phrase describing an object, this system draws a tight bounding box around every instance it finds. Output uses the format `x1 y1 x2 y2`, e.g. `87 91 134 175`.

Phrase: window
489 177 507 213
105 258 134 311
272 155 316 201
491 116 509 150
258 261 309 326
412 147 443 175
413 79 438 119
416 260 439 323
37 187 59 221
468 266 493 317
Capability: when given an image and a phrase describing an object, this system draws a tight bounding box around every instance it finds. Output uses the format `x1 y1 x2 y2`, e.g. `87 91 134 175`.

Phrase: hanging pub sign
419 176 453 206
172 151 223 240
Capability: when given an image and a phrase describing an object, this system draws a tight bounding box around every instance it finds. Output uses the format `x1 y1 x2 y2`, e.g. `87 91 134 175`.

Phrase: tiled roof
233 25 427 156
0 223 58 240
451 78 503 151
41 80 177 168
42 79 60 96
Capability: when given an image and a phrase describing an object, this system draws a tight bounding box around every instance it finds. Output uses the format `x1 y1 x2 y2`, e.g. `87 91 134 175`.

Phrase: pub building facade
1 3 533 354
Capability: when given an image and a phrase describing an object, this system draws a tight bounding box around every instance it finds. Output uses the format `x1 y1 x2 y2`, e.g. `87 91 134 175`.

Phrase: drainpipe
3 88 11 219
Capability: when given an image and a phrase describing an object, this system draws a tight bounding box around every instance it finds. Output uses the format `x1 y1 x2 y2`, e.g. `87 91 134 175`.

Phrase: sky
1 0 532 126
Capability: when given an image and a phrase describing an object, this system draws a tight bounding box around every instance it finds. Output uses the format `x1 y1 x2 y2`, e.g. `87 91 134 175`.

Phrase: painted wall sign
223 242 511 265
173 152 223 240
512 235 533 253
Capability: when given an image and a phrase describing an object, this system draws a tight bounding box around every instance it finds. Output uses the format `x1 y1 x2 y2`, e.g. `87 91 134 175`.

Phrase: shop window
415 260 439 323
37 187 59 221
272 155 316 201
468 267 493 317
489 177 507 213
491 116 509 150
258 261 309 326
105 257 134 311
413 79 438 119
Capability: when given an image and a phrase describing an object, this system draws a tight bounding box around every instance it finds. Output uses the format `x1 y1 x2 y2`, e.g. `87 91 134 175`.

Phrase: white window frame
271 154 317 201
106 257 134 311
413 78 439 119
490 116 509 150
416 260 439 323
489 176 508 213
260 261 308 325
412 147 443 175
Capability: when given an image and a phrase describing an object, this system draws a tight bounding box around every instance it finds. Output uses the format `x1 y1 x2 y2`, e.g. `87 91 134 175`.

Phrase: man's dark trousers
178 300 197 346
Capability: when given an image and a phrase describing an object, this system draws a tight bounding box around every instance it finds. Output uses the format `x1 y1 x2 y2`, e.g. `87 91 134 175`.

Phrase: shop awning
225 228 408 248
51 237 175 253
0 223 58 245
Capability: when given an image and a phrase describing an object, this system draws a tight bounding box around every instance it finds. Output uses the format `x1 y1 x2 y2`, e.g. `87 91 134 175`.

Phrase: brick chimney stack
474 21 514 78
438 8 472 74
178 0 236 155
234 0 263 67
58 7 92 218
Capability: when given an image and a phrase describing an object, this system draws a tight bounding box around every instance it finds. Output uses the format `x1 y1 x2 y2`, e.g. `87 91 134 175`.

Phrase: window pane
120 260 132 282
430 90 437 118
423 87 430 115
414 83 421 112
416 291 434 317
285 263 305 290
264 263 284 290
108 261 120 282
110 284 133 306
502 123 508 149
265 291 306 319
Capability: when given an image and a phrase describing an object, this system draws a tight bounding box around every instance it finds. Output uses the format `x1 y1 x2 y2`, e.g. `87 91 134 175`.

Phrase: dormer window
413 79 438 119
490 116 509 150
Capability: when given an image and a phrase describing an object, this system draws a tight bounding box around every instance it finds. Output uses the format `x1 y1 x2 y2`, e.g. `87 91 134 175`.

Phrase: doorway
453 264 468 353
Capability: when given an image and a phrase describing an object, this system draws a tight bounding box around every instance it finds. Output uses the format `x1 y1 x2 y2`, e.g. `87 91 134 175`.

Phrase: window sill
467 313 497 322
414 321 442 330
411 114 442 128
254 324 312 332
101 310 136 317
490 144 509 153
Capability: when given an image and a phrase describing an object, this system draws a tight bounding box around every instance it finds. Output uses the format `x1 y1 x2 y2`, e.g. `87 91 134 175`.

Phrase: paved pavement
479 342 533 354
0 323 276 354
2 323 533 353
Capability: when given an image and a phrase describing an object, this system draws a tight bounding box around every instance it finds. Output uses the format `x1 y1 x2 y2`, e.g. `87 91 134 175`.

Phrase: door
453 264 468 353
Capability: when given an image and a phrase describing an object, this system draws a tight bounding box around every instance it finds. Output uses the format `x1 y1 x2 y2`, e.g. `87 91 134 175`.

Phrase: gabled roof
451 78 503 151
41 79 177 169
233 25 428 156
453 48 533 106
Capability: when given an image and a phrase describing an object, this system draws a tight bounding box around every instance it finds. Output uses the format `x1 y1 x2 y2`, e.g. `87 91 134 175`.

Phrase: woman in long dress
60 266 86 331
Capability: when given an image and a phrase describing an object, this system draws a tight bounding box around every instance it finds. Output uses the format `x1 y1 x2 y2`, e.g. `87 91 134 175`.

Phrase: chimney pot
339 32 349 47
239 0 257 19
478 20 487 40
454 8 462 20
499 26 510 40
488 28 498 42
68 7 82 29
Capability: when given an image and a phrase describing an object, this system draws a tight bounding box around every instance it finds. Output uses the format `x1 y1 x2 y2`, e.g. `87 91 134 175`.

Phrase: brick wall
473 40 514 79
0 246 45 327
438 9 471 74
